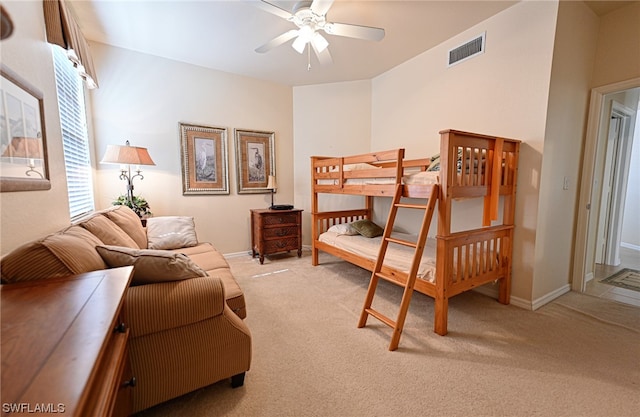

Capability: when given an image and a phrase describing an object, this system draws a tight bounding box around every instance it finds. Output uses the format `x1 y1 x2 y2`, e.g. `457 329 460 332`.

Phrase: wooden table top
1 267 133 415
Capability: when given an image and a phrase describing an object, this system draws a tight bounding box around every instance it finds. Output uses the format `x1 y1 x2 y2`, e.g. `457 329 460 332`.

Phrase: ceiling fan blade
254 0 294 20
312 41 333 66
324 22 385 42
310 0 334 16
255 29 299 53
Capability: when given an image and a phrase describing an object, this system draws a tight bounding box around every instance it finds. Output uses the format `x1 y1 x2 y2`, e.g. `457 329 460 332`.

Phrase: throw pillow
96 245 208 286
350 219 384 238
146 216 198 250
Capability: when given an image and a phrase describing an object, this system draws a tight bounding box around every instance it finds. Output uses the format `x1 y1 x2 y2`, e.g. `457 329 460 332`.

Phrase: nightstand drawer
264 237 299 253
263 226 298 239
262 213 298 226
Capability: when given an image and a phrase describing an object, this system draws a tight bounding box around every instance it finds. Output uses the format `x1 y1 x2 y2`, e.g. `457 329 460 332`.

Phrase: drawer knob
114 322 127 333
123 376 137 388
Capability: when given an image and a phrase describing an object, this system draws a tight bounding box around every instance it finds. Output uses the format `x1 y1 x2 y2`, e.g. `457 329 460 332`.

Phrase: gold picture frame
0 64 51 192
179 122 229 195
234 129 275 194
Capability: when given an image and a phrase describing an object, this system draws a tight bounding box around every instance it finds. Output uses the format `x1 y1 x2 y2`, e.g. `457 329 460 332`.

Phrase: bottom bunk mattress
318 230 437 283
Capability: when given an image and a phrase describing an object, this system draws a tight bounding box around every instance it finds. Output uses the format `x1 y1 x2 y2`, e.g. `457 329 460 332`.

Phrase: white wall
591 2 640 88
90 44 293 254
581 2 640 278
532 1 599 303
0 1 73 255
370 1 558 305
293 80 372 244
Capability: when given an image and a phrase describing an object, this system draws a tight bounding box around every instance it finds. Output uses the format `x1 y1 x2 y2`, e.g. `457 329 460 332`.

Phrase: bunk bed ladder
357 183 438 351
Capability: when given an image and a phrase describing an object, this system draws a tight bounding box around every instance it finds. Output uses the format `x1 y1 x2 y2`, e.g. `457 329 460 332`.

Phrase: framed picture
0 64 50 192
234 129 275 194
179 122 229 195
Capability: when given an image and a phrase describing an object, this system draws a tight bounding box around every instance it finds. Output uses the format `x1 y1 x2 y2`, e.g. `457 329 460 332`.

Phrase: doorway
572 78 640 307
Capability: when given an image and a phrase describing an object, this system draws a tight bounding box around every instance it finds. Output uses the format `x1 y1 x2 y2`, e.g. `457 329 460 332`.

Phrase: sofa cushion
102 205 148 249
146 216 198 250
80 214 140 248
177 243 246 319
1 226 106 284
96 245 208 286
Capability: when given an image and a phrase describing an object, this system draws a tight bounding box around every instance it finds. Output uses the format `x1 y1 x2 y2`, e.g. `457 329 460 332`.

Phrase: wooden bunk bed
311 129 520 348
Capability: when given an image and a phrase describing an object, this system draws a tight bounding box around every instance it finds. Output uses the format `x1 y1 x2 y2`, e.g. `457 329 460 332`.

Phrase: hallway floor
586 246 640 307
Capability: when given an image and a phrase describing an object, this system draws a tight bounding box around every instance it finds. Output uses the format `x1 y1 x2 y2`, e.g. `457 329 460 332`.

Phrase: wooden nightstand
251 208 303 264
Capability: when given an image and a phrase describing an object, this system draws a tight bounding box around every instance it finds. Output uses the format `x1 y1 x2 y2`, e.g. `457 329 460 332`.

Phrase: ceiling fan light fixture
312 32 329 53
292 35 307 53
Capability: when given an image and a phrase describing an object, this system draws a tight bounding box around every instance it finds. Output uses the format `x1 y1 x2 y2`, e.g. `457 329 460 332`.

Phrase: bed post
434 130 453 336
498 141 520 304
311 156 319 266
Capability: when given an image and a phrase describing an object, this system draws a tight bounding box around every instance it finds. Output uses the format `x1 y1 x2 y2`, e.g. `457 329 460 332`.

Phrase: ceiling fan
254 0 385 67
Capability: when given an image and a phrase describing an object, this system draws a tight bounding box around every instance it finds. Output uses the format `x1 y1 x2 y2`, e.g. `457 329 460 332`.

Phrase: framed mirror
0 64 50 192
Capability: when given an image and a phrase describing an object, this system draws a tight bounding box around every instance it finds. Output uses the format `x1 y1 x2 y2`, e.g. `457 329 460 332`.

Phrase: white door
595 116 621 264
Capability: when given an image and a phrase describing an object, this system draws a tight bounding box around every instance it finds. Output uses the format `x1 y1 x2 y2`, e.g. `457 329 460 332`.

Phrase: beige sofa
0 205 251 413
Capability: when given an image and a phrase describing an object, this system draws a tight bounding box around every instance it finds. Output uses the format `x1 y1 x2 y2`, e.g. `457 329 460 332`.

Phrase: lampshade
101 140 155 166
267 175 277 191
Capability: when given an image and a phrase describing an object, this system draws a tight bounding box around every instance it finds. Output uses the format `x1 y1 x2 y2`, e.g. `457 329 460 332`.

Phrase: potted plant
113 194 152 223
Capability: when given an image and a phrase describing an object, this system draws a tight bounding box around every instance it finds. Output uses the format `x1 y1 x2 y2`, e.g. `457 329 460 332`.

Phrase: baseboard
531 284 571 311
585 271 594 283
472 284 531 310
224 251 252 259
621 242 640 251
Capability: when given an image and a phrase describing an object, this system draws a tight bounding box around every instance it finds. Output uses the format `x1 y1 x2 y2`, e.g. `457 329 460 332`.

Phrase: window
53 46 95 219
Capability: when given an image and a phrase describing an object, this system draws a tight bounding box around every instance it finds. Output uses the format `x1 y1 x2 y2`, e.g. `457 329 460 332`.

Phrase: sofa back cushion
1 226 107 284
80 214 139 248
101 205 147 249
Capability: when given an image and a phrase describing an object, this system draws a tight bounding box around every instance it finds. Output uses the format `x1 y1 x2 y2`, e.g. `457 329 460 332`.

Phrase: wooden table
1 267 134 417
251 208 303 264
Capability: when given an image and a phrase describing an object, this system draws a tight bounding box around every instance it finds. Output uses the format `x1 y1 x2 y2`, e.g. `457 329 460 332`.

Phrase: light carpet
600 268 640 292
136 250 640 417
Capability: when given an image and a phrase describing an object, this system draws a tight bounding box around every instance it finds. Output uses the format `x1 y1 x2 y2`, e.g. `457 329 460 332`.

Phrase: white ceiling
69 0 632 87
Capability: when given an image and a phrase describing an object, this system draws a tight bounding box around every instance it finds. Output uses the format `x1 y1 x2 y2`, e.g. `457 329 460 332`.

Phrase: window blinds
53 46 95 219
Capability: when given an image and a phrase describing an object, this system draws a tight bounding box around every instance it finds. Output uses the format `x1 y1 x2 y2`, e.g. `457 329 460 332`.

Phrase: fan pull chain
307 45 311 71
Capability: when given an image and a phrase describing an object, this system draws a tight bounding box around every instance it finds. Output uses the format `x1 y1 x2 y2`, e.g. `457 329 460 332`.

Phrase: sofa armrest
124 275 226 338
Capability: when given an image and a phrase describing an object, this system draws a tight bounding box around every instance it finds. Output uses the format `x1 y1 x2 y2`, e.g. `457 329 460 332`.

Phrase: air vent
448 32 485 67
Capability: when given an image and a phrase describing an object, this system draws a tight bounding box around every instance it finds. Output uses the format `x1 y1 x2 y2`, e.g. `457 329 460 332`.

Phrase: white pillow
327 223 359 236
146 216 198 250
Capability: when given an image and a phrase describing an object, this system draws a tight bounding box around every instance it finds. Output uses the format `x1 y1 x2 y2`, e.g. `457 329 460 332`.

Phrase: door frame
572 77 640 292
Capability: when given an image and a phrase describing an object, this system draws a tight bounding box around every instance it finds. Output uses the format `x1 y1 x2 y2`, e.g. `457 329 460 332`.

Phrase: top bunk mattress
318 230 437 283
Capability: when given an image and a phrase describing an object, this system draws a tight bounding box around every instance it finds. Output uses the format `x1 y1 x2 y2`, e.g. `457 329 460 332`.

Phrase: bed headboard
438 129 520 230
